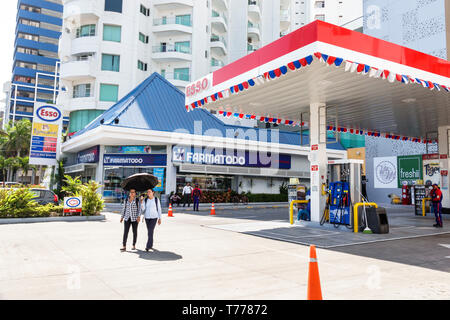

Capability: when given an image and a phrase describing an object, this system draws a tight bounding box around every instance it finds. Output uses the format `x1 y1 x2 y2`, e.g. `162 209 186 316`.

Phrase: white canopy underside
201 62 450 138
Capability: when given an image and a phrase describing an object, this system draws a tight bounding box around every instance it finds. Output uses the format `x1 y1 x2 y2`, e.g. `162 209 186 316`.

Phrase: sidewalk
104 202 289 213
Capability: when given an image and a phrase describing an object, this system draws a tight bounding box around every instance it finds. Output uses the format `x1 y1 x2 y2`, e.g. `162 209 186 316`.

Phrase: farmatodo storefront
61 73 347 205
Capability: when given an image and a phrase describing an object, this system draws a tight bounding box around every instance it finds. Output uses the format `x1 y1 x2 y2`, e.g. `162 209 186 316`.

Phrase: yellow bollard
422 198 431 217
353 202 378 233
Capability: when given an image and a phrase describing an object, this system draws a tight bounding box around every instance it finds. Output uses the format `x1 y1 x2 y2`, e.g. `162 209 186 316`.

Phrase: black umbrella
120 173 159 192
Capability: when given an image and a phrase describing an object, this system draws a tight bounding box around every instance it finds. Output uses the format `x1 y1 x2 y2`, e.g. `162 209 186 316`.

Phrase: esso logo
186 77 209 98
66 198 81 208
36 106 61 122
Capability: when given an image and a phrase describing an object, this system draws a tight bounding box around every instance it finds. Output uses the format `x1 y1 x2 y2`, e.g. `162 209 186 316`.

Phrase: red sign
422 154 439 160
440 155 448 159
441 170 448 176
311 165 319 172
186 77 210 98
311 145 319 151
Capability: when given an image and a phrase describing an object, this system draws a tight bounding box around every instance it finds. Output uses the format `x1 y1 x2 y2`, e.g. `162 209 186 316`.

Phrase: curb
0 215 106 225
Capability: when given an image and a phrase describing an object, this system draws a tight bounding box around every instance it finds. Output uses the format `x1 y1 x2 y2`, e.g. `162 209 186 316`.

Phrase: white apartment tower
58 0 292 135
290 0 363 32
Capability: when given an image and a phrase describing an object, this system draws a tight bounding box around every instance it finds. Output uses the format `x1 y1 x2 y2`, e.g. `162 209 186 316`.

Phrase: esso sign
36 106 61 122
186 77 210 98
65 197 81 208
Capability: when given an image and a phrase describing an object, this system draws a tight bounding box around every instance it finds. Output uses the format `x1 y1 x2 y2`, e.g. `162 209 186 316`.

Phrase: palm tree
0 156 6 186
1 119 32 158
17 156 32 184
4 157 20 182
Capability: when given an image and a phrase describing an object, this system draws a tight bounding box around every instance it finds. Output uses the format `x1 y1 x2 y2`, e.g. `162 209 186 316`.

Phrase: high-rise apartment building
58 0 292 135
7 0 67 128
289 0 363 33
363 0 449 60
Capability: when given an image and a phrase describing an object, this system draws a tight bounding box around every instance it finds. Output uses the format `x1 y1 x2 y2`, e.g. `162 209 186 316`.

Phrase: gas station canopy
185 21 450 141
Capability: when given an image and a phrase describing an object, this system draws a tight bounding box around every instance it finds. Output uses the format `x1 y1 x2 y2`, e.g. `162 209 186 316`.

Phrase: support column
309 103 328 222
165 144 177 199
95 145 105 194
438 126 450 209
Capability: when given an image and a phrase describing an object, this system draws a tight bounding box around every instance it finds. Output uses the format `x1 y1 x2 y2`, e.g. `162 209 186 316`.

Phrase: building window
139 32 149 43
100 84 119 102
315 14 325 21
103 25 121 42
16 61 37 70
137 60 148 71
73 84 92 98
140 4 150 16
76 24 96 38
18 33 39 42
105 0 123 13
20 5 41 13
175 14 192 26
101 54 120 72
16 47 39 55
174 41 191 54
19 19 40 28
174 68 190 81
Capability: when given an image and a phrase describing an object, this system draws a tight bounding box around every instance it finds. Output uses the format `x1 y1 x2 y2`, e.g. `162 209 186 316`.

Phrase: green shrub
246 193 288 203
79 180 104 216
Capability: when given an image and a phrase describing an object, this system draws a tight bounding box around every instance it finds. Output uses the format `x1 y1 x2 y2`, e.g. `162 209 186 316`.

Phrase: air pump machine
322 159 364 228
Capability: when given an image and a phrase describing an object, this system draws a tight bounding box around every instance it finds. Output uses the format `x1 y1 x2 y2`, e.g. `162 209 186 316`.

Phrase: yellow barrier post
290 200 309 225
353 202 378 233
422 198 431 217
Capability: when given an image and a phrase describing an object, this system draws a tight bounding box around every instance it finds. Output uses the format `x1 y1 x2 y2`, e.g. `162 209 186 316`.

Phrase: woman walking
120 189 141 252
140 189 162 251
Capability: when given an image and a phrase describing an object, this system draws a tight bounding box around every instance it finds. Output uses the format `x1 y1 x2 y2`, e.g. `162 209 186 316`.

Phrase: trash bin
366 207 389 234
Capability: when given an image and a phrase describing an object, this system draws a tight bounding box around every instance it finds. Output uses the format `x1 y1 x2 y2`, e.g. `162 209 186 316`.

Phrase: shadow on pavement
130 249 183 261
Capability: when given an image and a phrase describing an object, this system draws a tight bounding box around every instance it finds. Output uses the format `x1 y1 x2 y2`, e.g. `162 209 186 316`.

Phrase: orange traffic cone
307 245 323 300
168 204 173 217
210 203 216 215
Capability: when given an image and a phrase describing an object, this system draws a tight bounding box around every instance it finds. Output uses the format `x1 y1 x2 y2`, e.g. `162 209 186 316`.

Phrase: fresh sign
397 155 423 188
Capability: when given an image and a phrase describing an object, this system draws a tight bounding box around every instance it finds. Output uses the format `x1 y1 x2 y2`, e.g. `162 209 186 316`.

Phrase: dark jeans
170 199 181 207
145 218 158 249
183 194 191 207
193 196 200 211
123 219 138 246
433 202 443 226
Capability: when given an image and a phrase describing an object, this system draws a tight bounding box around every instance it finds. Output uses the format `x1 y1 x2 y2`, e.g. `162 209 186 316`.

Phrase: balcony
162 72 191 88
212 0 228 11
70 36 99 56
248 0 261 21
211 58 225 72
152 44 192 62
210 35 227 56
211 10 228 33
63 0 100 21
152 0 194 10
58 93 97 113
153 17 193 36
247 43 260 53
60 57 96 81
247 22 260 40
280 9 290 31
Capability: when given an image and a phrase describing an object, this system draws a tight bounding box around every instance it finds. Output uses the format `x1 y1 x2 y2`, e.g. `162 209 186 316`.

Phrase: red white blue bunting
186 51 446 143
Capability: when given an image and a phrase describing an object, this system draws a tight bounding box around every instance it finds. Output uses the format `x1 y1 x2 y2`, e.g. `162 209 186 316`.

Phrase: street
0 207 449 300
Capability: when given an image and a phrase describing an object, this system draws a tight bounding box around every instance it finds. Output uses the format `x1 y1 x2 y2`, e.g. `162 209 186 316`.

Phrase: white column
165 144 177 196
308 103 328 222
438 126 450 208
96 145 105 194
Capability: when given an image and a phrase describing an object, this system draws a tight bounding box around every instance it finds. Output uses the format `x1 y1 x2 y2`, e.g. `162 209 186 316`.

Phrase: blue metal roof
74 73 345 151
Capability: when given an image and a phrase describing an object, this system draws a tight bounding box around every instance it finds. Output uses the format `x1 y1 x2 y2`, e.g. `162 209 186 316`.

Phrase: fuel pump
321 160 364 229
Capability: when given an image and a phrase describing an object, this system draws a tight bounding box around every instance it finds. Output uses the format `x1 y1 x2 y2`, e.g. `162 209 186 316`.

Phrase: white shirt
182 186 192 195
141 197 161 219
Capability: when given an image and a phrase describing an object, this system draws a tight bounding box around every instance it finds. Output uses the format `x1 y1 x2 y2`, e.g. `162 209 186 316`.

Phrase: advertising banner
422 154 440 187
153 168 165 192
172 146 291 169
78 145 100 164
373 157 398 189
29 103 63 166
397 155 423 187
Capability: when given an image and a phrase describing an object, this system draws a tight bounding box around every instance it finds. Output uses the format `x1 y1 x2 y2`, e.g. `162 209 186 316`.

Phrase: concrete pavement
0 211 449 299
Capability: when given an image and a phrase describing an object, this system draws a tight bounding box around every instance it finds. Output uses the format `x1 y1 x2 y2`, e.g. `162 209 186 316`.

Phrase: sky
0 1 18 106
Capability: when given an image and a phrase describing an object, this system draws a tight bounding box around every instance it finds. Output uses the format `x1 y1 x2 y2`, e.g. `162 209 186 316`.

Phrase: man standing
192 184 202 212
430 184 443 228
140 189 162 251
120 189 141 252
182 182 193 207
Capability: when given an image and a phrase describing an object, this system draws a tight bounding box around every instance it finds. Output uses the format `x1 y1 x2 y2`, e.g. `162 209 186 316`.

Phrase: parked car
30 188 59 205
